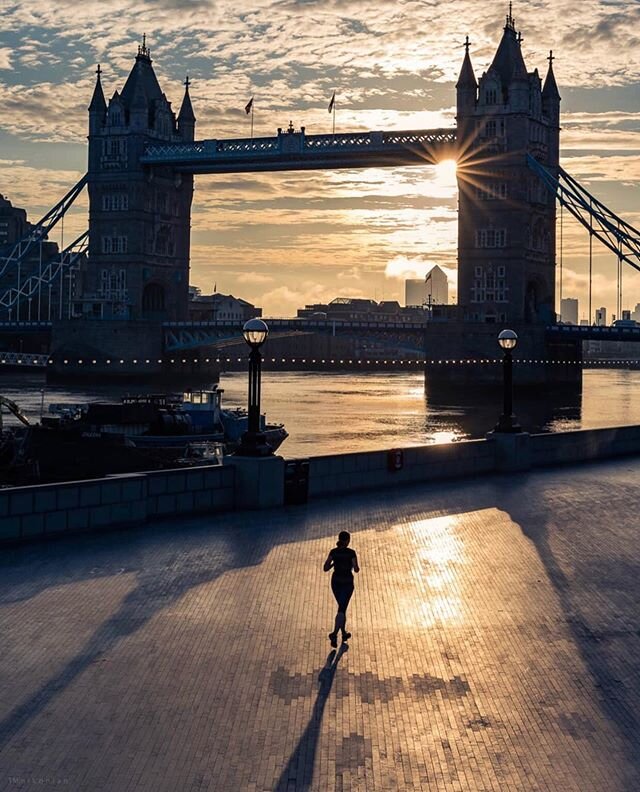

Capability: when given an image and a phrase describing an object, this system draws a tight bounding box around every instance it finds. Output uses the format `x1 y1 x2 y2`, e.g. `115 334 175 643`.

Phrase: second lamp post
494 329 522 433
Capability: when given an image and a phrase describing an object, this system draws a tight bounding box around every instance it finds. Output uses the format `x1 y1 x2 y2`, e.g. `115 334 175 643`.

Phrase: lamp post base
494 414 522 433
234 431 274 457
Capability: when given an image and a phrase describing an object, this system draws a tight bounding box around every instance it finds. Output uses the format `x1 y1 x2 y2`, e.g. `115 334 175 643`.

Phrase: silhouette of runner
323 530 359 647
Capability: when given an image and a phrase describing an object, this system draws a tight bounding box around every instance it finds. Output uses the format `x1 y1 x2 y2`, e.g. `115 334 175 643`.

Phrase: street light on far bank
236 318 273 456
494 329 522 433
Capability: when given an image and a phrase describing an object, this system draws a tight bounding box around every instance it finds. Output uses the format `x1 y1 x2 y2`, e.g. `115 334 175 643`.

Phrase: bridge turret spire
542 51 561 102
137 33 151 62
88 64 107 131
456 37 477 117
178 75 196 141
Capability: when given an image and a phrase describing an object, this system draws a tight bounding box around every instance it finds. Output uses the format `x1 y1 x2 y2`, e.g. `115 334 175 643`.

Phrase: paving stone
1 458 640 790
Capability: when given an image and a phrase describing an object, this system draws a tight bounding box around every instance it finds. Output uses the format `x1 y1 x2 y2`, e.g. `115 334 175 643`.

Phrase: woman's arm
323 553 334 572
352 553 360 573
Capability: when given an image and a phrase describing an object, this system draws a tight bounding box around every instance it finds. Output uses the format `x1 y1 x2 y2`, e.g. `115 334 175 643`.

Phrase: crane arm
0 396 30 427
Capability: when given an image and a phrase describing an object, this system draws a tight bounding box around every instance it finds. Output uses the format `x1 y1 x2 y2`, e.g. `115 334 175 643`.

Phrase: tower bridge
1 9 639 383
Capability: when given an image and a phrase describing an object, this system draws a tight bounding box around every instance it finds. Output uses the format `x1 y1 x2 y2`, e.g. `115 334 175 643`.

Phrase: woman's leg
338 586 354 637
331 581 354 638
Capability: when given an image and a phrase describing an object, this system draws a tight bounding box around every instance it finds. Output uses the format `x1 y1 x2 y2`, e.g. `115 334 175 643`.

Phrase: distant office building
405 266 449 307
188 292 261 322
595 307 607 326
560 298 578 324
0 194 32 249
622 310 632 321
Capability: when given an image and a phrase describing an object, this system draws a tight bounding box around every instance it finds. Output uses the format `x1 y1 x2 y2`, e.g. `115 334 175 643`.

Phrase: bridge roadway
163 319 640 353
141 127 457 174
2 456 640 790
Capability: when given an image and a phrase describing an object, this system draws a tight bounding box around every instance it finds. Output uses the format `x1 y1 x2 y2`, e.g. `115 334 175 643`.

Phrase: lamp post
236 318 273 456
495 329 521 433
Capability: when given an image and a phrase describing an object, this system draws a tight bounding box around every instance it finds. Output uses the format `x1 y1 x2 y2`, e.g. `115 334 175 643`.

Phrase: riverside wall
2 424 640 545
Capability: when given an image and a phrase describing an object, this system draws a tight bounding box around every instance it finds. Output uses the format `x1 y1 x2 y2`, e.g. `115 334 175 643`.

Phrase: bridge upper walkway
140 127 457 173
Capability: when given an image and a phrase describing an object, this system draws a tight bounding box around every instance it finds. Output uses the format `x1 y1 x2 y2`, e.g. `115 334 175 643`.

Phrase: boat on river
0 388 287 484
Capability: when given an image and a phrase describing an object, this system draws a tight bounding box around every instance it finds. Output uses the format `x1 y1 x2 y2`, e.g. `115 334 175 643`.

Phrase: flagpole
333 96 336 137
251 101 254 140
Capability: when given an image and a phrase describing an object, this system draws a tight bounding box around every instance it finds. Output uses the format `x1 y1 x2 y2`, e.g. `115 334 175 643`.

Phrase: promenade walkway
1 457 640 791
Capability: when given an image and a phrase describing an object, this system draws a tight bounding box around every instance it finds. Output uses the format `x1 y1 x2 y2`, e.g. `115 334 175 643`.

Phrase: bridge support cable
0 174 88 283
587 200 593 324
527 155 640 280
559 202 564 312
0 232 89 320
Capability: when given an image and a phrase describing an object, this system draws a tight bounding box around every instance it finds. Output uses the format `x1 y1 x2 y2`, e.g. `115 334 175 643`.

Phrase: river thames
1 368 639 457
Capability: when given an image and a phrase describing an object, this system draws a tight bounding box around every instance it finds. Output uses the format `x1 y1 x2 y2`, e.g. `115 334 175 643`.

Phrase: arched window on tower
142 283 166 318
530 218 547 251
484 82 499 105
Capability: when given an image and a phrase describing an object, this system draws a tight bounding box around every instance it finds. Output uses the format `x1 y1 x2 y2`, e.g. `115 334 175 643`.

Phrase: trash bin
284 459 310 504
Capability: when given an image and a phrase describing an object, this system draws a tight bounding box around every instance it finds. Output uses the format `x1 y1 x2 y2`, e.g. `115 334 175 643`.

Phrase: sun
434 159 458 184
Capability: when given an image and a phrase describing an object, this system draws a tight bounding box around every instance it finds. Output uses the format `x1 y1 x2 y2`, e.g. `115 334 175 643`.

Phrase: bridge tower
456 10 561 325
86 39 195 321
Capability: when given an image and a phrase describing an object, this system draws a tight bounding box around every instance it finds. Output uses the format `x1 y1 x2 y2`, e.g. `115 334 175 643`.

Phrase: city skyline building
561 297 579 325
595 307 607 326
405 265 449 307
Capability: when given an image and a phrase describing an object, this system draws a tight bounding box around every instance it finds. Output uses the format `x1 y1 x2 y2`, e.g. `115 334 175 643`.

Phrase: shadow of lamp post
235 318 273 457
494 329 522 433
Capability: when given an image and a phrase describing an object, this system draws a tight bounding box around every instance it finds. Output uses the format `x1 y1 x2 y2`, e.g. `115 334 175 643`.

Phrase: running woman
323 530 359 647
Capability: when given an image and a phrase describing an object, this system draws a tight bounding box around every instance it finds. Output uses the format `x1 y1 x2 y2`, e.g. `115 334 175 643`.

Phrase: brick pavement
1 458 640 790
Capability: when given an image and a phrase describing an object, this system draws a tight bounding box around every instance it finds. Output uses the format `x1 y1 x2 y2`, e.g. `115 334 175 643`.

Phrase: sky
0 0 639 318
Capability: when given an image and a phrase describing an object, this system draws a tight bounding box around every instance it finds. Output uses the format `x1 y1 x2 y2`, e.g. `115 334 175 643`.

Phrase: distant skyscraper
633 303 640 322
595 306 607 326
405 266 448 307
560 298 578 324
0 194 31 248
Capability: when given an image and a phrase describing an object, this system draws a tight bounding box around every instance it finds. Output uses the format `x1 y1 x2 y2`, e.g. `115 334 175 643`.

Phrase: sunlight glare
434 159 458 187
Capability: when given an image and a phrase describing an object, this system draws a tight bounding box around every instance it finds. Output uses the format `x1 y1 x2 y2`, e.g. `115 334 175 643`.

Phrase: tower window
476 182 507 200
101 235 128 254
102 194 129 211
475 229 507 248
486 89 498 105
102 139 127 158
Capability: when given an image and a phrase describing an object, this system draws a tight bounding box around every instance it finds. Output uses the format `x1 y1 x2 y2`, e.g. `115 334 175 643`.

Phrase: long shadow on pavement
274 644 348 792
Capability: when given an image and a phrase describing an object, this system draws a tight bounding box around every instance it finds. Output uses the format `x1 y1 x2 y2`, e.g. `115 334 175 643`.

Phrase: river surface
1 369 640 457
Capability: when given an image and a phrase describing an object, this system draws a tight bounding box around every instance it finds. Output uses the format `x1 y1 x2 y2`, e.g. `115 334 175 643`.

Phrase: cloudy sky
0 0 639 317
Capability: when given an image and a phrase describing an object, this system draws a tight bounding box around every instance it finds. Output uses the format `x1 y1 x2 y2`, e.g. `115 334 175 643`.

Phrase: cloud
0 48 12 70
235 272 274 284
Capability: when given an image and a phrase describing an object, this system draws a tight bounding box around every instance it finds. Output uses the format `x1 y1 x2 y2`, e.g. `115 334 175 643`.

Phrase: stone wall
0 465 234 543
308 441 495 498
306 424 640 498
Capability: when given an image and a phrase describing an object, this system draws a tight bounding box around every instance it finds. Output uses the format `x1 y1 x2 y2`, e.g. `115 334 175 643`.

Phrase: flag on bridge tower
328 91 336 136
245 96 255 139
